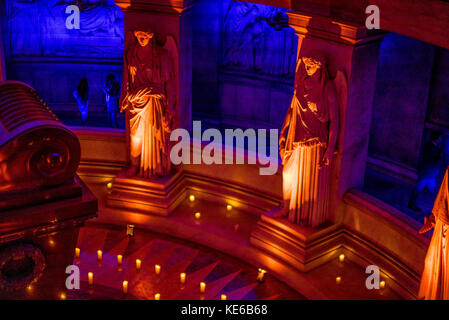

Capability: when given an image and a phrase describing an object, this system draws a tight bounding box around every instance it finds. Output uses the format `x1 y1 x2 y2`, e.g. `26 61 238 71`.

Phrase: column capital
114 0 197 14
287 11 386 47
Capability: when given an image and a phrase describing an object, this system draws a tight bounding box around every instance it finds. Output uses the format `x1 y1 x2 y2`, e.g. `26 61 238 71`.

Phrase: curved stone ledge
73 127 429 299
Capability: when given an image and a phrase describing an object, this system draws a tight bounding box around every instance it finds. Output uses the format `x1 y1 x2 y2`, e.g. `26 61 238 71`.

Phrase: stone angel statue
275 51 347 228
418 166 449 299
120 30 178 178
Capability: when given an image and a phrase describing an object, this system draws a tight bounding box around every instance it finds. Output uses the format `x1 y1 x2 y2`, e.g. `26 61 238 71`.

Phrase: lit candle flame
200 282 206 293
257 268 266 282
180 273 186 284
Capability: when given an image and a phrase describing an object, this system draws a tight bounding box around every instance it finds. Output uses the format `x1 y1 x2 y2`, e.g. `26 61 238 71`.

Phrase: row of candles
189 194 233 220
335 254 386 288
76 247 260 299
78 194 255 299
87 272 226 299
104 189 388 294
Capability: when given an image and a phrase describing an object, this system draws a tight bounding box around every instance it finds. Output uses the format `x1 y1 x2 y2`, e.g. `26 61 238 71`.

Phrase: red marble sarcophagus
0 81 97 299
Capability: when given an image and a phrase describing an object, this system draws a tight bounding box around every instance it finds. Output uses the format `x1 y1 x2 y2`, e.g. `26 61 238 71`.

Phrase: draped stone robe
123 40 172 178
419 167 449 299
281 55 338 227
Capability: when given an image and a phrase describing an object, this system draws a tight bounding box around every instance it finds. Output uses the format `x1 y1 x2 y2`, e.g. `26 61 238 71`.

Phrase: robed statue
419 166 449 299
275 51 346 227
120 30 177 178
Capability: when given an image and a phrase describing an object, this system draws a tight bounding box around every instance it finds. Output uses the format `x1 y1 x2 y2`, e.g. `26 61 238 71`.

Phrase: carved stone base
0 179 82 212
106 169 186 216
250 207 342 272
0 175 97 299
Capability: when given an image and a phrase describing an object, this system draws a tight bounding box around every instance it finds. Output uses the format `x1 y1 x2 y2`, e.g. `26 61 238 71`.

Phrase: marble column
287 12 386 223
114 0 196 133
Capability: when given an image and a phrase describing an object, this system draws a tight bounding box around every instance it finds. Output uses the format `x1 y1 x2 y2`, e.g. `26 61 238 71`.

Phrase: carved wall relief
222 0 297 77
5 0 124 57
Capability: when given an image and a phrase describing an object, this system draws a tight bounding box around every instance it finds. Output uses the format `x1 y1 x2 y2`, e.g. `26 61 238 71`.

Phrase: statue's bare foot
419 216 435 234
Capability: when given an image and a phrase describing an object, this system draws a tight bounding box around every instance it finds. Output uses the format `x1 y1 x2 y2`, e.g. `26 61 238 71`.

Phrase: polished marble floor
67 224 304 300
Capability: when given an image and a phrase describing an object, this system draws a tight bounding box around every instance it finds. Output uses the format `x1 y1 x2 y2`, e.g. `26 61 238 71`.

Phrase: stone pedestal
250 208 342 272
107 169 186 216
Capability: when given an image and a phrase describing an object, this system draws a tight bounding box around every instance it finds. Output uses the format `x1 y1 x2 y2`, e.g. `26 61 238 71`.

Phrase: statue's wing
163 34 178 67
334 69 348 104
163 35 179 121
333 69 348 151
295 55 302 74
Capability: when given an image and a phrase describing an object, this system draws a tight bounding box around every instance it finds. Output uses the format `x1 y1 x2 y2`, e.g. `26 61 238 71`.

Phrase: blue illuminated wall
2 0 124 127
191 0 297 130
3 0 296 130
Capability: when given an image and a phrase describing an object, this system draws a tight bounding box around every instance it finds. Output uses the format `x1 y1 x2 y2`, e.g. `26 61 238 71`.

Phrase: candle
226 204 232 211
117 255 123 265
97 250 102 261
107 182 112 189
88 272 93 285
136 259 142 271
189 195 195 202
180 273 186 284
75 248 80 259
256 268 266 282
380 281 386 289
338 254 345 262
122 281 128 294
336 276 341 284
60 292 66 300
221 294 227 300
154 293 160 300
194 212 201 219
200 282 206 293
155 264 161 275
127 224 135 237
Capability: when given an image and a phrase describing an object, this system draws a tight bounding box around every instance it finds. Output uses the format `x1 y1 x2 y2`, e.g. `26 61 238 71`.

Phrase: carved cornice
287 11 387 47
114 0 197 14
